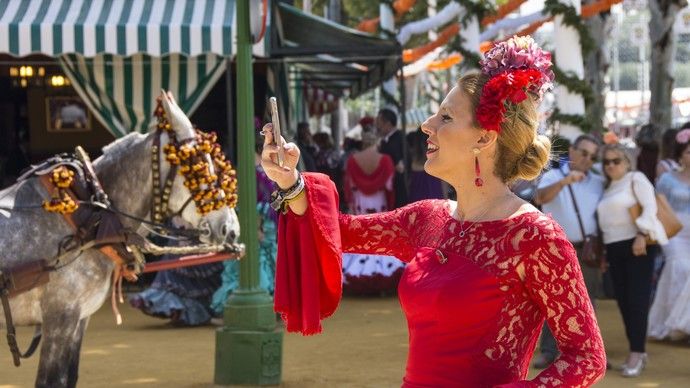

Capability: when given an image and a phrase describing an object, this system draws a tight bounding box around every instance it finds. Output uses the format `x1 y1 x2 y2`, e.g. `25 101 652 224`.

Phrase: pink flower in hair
480 35 554 99
676 129 690 144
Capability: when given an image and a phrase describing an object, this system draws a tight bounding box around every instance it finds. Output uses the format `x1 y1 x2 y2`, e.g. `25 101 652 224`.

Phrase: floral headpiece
477 36 554 133
676 129 690 144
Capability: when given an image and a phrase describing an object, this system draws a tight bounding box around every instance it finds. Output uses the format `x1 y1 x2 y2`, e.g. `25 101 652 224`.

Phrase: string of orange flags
361 0 527 35
356 0 416 33
482 0 528 26
424 0 623 71
403 24 459 63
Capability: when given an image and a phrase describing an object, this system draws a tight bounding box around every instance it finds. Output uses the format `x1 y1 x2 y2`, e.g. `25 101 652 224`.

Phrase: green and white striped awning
60 53 228 137
0 0 236 57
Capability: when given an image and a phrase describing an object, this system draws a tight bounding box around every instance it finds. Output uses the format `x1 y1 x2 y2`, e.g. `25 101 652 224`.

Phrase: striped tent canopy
0 0 236 57
0 0 248 138
60 53 227 137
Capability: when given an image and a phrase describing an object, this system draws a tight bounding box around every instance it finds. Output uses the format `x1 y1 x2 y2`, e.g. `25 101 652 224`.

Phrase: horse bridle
150 130 198 230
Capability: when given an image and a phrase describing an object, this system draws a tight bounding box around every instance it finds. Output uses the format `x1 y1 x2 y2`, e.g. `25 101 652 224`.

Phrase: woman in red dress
341 130 403 295
262 36 606 387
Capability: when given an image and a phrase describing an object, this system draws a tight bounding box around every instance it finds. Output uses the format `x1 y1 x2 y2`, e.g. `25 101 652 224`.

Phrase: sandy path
2 298 689 387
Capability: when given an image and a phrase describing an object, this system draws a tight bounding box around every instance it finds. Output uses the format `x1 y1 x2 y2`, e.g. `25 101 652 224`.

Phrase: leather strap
560 169 588 242
37 161 136 278
75 146 110 206
1 283 42 367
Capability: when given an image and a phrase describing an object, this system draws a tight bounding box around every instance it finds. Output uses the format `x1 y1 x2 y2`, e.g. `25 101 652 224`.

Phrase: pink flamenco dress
341 154 405 295
274 173 606 387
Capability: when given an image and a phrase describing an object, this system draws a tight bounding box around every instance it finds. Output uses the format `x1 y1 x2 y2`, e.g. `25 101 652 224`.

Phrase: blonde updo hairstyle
458 73 551 184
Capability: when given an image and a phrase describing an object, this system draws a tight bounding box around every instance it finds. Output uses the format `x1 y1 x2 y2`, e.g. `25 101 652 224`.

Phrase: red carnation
476 69 543 133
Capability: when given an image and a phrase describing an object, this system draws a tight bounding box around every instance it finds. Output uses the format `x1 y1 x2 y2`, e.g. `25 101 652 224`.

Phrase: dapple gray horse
0 92 240 387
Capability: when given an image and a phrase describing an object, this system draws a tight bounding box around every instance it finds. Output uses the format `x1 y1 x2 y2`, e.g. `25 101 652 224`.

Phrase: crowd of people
530 123 690 378
292 111 448 295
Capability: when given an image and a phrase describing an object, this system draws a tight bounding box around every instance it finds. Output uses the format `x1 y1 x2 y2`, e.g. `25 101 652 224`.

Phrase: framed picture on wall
46 96 91 132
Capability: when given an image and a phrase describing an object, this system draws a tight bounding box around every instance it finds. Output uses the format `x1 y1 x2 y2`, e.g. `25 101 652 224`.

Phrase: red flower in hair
477 68 542 133
477 35 553 133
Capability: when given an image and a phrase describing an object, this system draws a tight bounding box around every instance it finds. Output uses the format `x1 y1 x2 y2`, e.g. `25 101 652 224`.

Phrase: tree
648 0 688 136
583 1 611 134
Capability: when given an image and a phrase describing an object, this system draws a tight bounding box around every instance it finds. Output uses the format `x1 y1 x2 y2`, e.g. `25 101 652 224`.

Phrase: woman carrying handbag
597 143 668 378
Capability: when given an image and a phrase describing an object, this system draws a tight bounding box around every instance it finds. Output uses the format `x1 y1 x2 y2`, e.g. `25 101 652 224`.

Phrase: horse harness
1 106 243 367
0 147 146 367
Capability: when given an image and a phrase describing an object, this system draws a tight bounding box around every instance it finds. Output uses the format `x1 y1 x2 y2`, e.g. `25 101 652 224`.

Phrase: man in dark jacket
296 122 318 172
376 108 407 208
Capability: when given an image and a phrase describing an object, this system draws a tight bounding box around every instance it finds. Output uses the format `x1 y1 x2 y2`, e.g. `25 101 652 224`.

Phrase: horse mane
98 132 149 165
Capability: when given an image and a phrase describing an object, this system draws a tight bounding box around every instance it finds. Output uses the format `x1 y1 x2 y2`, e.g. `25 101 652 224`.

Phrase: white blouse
597 171 668 245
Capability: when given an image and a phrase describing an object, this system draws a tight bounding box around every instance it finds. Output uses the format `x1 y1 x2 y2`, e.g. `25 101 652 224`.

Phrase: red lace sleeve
339 205 419 261
509 220 606 387
274 173 424 335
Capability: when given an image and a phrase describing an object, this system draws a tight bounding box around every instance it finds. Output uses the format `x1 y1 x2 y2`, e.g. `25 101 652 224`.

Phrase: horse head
157 91 240 245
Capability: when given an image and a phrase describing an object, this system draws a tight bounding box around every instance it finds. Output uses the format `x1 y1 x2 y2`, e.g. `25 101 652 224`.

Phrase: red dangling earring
473 148 483 187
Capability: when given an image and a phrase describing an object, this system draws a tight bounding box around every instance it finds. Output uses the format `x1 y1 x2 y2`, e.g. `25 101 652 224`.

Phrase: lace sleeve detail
520 220 606 387
339 201 430 261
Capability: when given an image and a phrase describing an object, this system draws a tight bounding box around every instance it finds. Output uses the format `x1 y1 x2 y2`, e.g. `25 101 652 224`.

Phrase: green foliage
543 0 596 56
552 61 594 105
344 88 379 115
549 108 593 133
542 0 597 133
455 0 496 27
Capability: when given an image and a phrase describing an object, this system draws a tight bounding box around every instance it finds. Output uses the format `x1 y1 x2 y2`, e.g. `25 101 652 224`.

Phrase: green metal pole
214 0 283 385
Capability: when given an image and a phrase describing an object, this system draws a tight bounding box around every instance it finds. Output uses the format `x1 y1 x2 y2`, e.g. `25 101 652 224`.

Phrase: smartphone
269 97 284 167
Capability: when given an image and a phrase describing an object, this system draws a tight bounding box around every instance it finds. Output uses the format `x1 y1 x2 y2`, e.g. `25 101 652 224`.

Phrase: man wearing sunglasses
531 134 605 369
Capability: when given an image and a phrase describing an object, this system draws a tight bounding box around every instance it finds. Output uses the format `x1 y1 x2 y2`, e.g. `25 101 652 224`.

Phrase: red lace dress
274 174 606 387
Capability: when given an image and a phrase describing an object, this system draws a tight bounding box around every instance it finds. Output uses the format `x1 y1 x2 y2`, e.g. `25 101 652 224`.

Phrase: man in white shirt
531 134 605 368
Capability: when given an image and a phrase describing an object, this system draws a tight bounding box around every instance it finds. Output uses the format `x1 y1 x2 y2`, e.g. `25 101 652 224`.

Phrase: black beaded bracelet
270 173 304 212
279 174 302 195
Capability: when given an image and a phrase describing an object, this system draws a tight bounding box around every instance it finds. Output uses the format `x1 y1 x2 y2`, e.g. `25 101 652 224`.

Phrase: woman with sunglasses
597 143 668 377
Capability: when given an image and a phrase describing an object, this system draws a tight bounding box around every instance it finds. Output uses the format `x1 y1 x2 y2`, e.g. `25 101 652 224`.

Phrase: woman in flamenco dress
263 36 606 387
341 130 405 295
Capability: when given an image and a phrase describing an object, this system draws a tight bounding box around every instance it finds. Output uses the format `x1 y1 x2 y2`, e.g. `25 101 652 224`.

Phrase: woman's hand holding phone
260 123 300 190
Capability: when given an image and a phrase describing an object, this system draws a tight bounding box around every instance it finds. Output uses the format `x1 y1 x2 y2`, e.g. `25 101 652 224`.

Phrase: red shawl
344 154 395 211
274 173 343 335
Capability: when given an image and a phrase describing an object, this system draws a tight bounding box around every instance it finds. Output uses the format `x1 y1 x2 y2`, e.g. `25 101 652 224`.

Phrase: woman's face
421 86 481 182
603 150 629 181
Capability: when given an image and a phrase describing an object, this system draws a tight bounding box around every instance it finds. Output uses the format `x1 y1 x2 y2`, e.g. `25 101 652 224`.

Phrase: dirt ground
2 297 690 387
